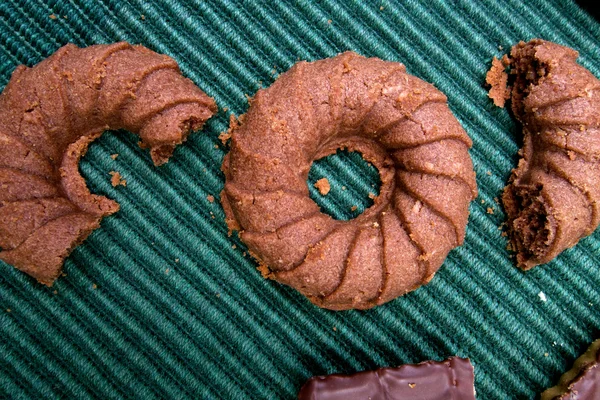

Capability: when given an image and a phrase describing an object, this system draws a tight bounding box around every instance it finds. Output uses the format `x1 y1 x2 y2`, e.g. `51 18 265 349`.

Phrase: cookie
495 40 600 269
0 42 217 285
541 339 600 399
221 52 477 310
298 357 476 399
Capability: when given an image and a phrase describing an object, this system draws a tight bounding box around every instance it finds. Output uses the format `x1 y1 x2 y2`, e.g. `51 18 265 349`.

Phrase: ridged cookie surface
0 42 217 285
501 40 600 269
221 52 477 310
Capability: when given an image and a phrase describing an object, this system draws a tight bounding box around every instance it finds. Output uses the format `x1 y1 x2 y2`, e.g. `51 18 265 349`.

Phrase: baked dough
0 42 216 285
222 52 477 310
500 40 600 269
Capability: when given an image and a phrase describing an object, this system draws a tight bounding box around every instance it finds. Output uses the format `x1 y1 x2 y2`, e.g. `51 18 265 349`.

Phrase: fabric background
1 1 599 399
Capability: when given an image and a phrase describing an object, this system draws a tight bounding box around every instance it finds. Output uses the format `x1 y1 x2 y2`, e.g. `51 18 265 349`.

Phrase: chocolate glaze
221 52 477 310
542 339 600 399
297 357 476 400
0 42 217 285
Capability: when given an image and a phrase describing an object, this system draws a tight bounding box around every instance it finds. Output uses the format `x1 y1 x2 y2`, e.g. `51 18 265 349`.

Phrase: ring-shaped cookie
222 52 477 310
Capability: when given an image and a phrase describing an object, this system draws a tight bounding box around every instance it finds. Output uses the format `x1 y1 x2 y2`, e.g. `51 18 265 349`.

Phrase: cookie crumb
351 205 358 211
314 178 331 195
417 253 429 261
6 308 11 313
332 326 337 331
327 19 332 24
175 258 179 263
92 284 97 290
232 244 237 249
486 56 511 108
165 268 170 274
49 14 57 20
110 153 119 160
218 130 232 145
109 171 126 187
409 383 416 389
257 264 274 279
412 200 423 213
487 207 494 214
207 194 215 203
368 192 376 199
141 14 145 20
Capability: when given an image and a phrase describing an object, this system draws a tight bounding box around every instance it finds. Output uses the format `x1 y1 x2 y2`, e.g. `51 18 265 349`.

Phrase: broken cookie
0 42 217 285
490 39 600 269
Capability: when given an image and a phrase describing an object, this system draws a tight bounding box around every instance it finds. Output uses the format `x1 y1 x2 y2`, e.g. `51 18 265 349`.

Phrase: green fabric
1 1 599 399
309 150 381 221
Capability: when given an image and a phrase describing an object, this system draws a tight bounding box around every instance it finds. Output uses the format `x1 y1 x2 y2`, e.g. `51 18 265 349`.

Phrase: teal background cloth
1 1 599 399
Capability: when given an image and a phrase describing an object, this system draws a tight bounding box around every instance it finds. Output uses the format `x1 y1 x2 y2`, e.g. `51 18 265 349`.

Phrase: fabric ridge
0 1 599 399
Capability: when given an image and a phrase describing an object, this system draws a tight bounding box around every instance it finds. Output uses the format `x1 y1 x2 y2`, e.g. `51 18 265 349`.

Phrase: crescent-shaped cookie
0 42 217 285
500 40 600 269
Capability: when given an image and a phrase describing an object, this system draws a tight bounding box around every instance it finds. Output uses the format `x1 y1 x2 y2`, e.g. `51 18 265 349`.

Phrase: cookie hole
308 150 381 221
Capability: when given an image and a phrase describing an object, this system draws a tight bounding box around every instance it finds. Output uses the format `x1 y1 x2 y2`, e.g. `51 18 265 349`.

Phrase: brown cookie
495 40 600 269
297 357 476 399
221 52 477 310
541 339 600 399
0 42 217 285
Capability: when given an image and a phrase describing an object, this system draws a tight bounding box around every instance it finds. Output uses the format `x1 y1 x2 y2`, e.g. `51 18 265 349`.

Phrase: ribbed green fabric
309 151 381 221
1 1 599 399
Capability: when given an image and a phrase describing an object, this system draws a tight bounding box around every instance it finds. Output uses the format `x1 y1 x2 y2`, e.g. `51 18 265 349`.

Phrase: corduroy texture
0 1 599 399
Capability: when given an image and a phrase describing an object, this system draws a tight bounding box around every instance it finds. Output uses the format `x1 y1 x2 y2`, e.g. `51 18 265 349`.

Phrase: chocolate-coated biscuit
541 339 600 399
297 357 476 400
0 42 217 285
497 40 600 269
221 52 477 310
